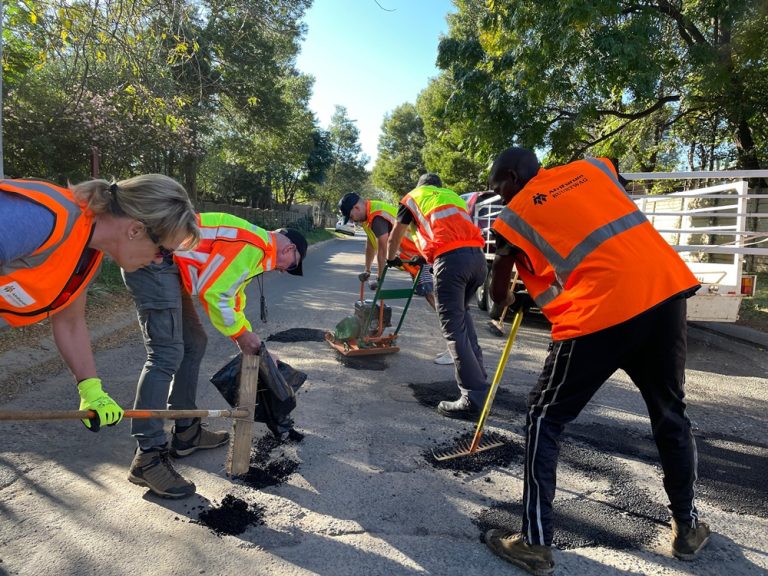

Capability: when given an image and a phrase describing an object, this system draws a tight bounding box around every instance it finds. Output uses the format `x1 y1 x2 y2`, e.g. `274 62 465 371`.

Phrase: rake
432 308 524 461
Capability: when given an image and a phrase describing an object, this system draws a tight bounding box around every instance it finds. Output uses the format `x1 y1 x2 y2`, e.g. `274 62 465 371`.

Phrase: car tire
476 270 490 311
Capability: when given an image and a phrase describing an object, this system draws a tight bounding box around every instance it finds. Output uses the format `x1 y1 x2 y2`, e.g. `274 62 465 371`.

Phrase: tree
435 0 768 170
371 103 427 198
315 106 369 210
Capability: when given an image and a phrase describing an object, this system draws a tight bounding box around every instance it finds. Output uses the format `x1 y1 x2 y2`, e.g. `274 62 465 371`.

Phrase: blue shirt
0 191 56 265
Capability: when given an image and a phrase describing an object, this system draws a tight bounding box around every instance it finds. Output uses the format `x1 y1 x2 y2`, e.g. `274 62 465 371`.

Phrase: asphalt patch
426 432 524 474
476 443 668 551
335 354 387 371
197 495 265 536
236 432 302 490
267 328 327 342
412 380 768 518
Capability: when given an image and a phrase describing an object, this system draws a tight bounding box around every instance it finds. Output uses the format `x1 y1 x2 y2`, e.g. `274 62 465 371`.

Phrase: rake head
431 432 506 462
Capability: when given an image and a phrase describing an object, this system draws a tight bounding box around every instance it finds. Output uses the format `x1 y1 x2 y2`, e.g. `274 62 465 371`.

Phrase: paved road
0 234 766 576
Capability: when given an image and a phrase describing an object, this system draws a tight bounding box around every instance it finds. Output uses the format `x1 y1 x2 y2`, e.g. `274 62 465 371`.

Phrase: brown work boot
485 530 555 576
672 518 711 560
170 418 229 457
128 448 196 499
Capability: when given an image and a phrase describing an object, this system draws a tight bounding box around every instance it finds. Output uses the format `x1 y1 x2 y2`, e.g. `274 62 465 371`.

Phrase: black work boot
485 530 555 576
127 448 196 499
170 418 229 457
437 396 480 420
671 518 711 560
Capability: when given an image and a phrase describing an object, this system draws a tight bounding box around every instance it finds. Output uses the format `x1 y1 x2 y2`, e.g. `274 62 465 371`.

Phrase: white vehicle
464 170 768 323
625 170 768 322
335 217 356 236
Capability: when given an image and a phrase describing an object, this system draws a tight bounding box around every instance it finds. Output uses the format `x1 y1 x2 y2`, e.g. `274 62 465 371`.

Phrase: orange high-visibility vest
362 200 421 276
492 157 700 340
401 185 484 263
173 212 277 338
0 179 102 328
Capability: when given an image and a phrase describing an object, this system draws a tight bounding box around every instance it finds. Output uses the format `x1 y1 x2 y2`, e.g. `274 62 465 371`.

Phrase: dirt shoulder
0 290 140 404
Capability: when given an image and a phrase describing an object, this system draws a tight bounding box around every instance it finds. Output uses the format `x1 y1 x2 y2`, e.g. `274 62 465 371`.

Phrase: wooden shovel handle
0 408 248 421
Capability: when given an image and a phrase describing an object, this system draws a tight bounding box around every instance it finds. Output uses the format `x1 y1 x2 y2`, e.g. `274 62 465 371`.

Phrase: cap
417 173 442 187
278 228 307 276
338 192 361 224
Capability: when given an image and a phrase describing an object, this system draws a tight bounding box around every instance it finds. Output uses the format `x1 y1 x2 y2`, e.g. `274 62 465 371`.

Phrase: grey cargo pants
122 260 208 451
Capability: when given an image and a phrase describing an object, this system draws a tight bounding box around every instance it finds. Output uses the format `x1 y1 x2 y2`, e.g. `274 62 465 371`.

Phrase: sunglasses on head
143 225 174 258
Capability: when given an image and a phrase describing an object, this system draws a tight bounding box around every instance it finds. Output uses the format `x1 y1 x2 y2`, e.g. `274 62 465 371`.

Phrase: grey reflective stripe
584 158 629 197
404 197 433 239
430 205 463 221
0 180 83 270
497 205 649 308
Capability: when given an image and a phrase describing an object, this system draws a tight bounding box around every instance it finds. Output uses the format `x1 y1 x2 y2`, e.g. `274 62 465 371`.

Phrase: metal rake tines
431 432 506 461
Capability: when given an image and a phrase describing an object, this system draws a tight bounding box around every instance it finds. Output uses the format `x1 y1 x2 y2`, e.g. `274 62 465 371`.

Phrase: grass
737 271 768 332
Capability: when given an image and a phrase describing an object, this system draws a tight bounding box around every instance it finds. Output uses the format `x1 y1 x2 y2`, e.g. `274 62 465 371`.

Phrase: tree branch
594 94 680 119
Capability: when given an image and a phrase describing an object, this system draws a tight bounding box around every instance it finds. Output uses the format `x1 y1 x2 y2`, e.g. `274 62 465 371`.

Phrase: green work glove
77 378 124 432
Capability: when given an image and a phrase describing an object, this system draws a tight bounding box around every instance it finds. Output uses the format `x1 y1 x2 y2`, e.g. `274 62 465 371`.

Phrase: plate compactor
326 262 422 356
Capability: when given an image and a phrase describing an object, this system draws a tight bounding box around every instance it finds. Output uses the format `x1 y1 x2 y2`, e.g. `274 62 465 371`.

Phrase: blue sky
295 0 456 169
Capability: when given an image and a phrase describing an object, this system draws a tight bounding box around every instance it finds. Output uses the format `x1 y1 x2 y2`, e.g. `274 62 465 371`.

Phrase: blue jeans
122 261 207 451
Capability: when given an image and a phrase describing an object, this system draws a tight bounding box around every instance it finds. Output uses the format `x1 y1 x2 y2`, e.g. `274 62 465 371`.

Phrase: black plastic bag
210 344 306 437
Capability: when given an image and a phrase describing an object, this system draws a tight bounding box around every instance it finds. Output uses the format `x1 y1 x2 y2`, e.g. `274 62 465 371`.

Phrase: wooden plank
227 353 259 476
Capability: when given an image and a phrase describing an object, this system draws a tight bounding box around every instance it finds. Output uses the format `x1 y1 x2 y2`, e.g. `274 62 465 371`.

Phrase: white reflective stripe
188 268 200 295
200 226 239 240
175 250 208 264
405 197 433 239
196 253 226 292
429 205 466 222
217 268 250 327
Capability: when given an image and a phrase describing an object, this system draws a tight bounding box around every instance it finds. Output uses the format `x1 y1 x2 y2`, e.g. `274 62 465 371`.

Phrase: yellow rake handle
469 308 524 453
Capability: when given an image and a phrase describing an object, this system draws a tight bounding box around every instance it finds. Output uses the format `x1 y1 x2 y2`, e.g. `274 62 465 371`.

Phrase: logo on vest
0 281 37 308
533 193 548 205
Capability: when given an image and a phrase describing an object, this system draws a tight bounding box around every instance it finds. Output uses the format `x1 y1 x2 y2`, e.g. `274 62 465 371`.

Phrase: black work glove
509 290 534 312
407 255 427 266
368 279 379 291
386 256 403 268
358 270 371 282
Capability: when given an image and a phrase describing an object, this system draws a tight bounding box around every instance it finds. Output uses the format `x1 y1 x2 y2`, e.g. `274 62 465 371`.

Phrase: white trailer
466 170 768 323
625 171 768 322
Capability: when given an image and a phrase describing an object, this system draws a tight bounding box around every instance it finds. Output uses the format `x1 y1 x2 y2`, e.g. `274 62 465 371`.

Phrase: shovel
432 308 524 461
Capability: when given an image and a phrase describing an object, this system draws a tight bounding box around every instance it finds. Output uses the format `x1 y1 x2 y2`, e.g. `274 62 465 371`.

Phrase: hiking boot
437 396 480 420
485 530 555 576
433 350 454 365
170 418 229 457
672 518 711 560
128 448 196 499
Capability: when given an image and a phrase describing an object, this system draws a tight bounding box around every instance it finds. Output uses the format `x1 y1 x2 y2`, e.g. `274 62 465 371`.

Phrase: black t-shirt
370 215 392 239
396 203 414 225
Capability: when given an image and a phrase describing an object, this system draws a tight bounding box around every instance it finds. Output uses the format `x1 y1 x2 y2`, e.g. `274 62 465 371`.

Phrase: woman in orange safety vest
0 175 199 432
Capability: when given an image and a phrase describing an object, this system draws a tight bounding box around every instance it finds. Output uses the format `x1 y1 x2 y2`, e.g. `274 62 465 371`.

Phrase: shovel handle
0 408 248 421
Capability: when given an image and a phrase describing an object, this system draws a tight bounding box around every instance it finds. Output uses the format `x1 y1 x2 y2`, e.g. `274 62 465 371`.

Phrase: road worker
0 175 198 433
337 192 452 364
386 174 488 417
122 212 307 498
485 147 709 574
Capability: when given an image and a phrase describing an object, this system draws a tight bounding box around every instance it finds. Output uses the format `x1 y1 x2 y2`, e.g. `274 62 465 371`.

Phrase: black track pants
522 297 699 545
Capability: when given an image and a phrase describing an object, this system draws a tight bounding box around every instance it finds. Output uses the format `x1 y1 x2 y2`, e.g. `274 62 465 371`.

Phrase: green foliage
433 0 768 171
371 103 427 197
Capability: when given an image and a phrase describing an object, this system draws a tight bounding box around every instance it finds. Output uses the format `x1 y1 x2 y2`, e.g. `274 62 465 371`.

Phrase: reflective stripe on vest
492 158 699 339
174 212 274 296
0 179 101 327
402 185 483 262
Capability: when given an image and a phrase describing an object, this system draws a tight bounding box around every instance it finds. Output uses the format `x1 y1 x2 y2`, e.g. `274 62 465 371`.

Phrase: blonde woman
0 174 199 432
